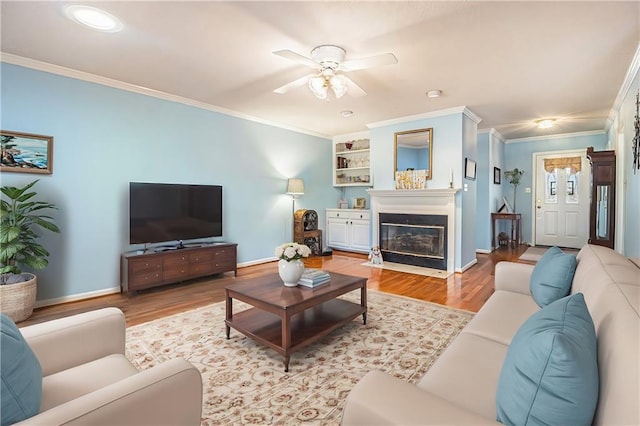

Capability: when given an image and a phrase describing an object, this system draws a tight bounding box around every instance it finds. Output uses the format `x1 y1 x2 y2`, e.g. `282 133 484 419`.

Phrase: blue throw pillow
496 293 598 426
1 313 42 426
530 246 577 307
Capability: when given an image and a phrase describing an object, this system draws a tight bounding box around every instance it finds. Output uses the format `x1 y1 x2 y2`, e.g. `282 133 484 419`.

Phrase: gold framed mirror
394 128 433 180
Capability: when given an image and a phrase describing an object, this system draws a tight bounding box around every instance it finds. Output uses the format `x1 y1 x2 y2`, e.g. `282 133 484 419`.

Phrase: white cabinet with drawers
326 209 371 253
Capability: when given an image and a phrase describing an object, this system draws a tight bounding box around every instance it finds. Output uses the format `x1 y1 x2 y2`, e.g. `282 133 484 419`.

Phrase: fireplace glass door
379 213 447 270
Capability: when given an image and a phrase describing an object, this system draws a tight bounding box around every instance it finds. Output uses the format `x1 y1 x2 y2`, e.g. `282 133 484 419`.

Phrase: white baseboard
35 287 121 308
476 249 492 254
456 258 478 273
238 257 276 267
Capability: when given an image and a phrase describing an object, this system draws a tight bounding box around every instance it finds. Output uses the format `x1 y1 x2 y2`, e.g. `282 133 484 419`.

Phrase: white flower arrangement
275 242 311 262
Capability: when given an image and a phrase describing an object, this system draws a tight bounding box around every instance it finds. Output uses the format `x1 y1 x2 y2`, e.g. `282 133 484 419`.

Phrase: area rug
360 261 452 278
519 246 579 262
125 290 473 425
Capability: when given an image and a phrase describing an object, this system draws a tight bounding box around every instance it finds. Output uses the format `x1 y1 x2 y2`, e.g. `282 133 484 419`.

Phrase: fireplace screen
379 213 447 269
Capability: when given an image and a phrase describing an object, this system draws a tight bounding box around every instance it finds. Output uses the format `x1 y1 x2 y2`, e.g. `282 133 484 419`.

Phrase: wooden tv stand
121 243 237 295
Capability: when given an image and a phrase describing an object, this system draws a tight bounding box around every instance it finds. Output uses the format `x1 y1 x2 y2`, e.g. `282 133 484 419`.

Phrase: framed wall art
493 167 501 184
464 158 477 180
1 130 53 174
354 197 366 209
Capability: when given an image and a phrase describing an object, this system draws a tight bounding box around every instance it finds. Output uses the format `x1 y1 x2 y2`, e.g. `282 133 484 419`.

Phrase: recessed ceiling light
340 110 354 118
426 90 442 98
65 5 123 32
536 118 556 129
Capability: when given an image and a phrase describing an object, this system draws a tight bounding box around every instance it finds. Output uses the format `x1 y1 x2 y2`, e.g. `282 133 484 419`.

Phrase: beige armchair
16 308 202 425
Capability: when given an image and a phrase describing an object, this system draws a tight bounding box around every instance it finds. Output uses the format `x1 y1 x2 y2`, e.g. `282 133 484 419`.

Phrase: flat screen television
129 182 222 245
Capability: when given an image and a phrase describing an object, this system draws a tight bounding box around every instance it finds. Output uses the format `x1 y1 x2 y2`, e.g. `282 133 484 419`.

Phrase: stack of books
298 269 330 288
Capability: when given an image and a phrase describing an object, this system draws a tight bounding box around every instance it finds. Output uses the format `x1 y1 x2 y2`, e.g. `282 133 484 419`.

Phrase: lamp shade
286 178 304 196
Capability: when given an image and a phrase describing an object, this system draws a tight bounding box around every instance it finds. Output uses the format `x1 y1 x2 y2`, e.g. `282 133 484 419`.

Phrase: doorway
533 150 590 248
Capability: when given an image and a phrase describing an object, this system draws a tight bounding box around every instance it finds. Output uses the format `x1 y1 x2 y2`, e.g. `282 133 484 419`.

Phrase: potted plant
504 168 525 212
0 180 60 322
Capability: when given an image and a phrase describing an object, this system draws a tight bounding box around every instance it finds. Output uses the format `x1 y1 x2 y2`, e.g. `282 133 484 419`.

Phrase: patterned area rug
126 290 474 425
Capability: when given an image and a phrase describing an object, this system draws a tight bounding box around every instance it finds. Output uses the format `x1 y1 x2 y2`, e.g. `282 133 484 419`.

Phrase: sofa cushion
496 293 598 426
41 353 138 411
530 246 576 306
1 313 43 425
418 332 509 419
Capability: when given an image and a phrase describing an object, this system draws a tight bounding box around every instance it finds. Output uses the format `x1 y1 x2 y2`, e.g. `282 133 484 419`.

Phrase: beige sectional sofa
342 244 640 425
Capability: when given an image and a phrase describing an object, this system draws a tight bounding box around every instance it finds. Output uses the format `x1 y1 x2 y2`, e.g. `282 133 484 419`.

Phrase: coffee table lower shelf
225 298 365 371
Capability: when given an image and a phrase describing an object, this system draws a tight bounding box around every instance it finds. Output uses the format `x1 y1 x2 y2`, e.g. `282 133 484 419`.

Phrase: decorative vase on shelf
278 259 305 287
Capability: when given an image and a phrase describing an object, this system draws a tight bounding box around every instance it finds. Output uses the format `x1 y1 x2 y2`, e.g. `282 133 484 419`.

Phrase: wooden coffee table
225 272 367 372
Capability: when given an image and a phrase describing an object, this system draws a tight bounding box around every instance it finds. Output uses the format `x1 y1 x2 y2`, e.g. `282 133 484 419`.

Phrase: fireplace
379 213 447 270
368 189 460 273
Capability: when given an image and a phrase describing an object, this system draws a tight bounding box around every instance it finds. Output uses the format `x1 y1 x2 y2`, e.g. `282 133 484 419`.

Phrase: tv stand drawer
121 243 237 295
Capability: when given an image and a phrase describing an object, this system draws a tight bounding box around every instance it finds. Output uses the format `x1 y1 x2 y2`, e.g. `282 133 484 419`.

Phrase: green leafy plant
0 180 60 279
504 168 525 212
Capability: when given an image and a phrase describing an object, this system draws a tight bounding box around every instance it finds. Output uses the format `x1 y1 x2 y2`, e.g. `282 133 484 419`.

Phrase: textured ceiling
1 1 638 139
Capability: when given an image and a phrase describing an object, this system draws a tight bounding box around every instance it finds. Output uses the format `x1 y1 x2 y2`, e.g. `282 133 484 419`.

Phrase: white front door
534 151 590 248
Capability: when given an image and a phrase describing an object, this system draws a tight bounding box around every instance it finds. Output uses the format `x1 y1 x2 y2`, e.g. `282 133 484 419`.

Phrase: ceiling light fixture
308 69 347 100
340 110 353 118
536 118 556 129
65 5 123 32
426 90 442 98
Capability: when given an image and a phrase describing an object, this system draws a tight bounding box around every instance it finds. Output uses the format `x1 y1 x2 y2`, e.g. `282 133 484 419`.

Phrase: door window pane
545 170 557 203
566 168 579 204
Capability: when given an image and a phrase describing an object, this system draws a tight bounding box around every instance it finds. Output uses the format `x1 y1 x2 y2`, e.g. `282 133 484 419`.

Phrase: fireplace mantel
367 188 460 198
367 188 461 273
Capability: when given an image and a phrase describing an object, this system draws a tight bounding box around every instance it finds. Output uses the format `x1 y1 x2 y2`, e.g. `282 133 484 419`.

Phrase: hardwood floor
19 245 532 327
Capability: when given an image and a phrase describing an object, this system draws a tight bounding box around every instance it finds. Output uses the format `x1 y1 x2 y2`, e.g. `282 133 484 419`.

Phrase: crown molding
505 129 605 144
367 106 482 129
0 52 332 140
606 42 640 133
478 128 506 143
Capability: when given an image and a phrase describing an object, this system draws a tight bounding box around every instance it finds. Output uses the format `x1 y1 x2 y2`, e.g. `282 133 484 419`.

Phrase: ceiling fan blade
273 74 315 94
273 50 321 69
341 53 398 72
343 76 367 98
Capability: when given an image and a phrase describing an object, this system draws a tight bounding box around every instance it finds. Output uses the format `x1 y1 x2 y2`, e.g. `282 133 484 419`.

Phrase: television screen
129 182 222 245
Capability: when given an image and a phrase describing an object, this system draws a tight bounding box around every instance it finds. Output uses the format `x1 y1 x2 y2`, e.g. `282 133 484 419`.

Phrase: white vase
278 259 304 287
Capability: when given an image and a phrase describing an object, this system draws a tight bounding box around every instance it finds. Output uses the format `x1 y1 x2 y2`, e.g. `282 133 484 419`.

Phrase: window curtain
544 157 582 174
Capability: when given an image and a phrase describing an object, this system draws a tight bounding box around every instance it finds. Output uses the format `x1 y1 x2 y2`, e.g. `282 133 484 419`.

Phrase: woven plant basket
0 273 37 323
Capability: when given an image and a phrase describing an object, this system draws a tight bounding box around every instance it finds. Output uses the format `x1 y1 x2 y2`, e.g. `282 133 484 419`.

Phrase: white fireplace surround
368 188 460 273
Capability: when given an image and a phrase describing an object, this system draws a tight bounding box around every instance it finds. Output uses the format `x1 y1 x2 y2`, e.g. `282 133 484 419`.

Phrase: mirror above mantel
394 128 433 186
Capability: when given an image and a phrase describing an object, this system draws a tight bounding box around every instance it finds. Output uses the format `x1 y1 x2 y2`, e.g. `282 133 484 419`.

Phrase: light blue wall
0 63 334 302
504 132 607 244
476 130 507 251
370 114 464 191
460 115 478 269
477 132 490 251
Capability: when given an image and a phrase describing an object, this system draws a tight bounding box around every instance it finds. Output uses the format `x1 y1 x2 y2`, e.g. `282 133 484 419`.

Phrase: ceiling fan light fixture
536 118 556 129
308 76 328 99
65 5 123 32
330 75 348 98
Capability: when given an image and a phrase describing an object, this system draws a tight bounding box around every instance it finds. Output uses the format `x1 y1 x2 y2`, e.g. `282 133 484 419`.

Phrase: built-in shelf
334 138 372 187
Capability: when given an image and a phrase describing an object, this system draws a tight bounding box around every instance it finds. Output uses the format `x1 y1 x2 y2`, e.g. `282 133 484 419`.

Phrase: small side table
491 212 521 249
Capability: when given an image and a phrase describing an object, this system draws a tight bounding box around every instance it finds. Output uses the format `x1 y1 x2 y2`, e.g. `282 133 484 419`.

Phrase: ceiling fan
273 45 397 100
